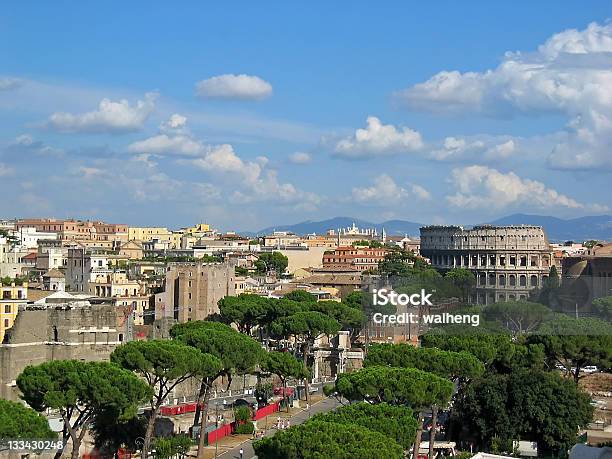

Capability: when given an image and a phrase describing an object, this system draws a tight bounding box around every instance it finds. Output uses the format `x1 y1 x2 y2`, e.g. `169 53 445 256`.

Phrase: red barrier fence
205 401 281 444
160 401 201 416
207 422 234 444
253 401 280 420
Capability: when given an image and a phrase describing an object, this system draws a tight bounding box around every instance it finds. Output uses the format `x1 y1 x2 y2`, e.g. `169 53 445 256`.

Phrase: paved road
219 396 343 459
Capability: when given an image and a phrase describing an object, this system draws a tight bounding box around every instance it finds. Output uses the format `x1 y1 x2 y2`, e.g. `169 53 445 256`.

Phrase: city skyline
1 2 612 231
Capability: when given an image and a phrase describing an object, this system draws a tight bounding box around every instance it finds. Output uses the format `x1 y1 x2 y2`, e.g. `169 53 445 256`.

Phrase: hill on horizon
245 214 612 242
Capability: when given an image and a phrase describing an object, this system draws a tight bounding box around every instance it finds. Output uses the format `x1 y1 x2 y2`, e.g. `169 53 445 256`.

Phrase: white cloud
446 165 605 211
195 74 272 101
411 183 432 200
352 174 430 204
127 117 318 208
0 77 22 91
128 133 202 156
334 116 423 159
46 92 157 133
160 113 188 133
429 136 516 162
288 152 312 164
395 22 612 170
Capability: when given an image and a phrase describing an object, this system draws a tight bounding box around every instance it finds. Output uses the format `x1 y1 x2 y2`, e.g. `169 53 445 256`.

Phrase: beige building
162 261 236 322
128 226 181 248
0 283 28 343
276 246 329 274
420 225 555 304
88 272 148 325
15 219 128 246
118 240 145 260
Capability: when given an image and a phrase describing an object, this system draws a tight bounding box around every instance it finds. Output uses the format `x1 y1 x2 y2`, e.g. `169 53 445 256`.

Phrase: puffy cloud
46 92 157 133
446 165 604 211
160 113 188 133
128 116 318 208
352 174 430 204
395 22 612 170
128 133 202 156
0 77 22 91
333 116 423 159
288 151 312 164
195 74 272 101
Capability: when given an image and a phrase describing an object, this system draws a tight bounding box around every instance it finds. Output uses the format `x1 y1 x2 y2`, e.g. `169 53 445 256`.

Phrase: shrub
235 421 255 435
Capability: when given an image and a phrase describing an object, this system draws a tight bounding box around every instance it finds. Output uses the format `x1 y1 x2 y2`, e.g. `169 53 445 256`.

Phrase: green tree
343 291 364 309
255 252 288 275
218 294 269 334
263 351 308 412
307 300 365 342
365 343 484 380
17 360 150 459
254 420 404 459
152 435 193 459
90 412 147 455
110 340 220 459
271 311 340 403
528 315 612 383
364 344 483 457
424 328 546 375
254 382 274 406
483 301 552 336
451 369 593 455
445 268 476 303
0 399 56 443
592 296 612 320
284 290 317 302
170 321 264 458
334 366 453 407
312 402 418 450
377 249 417 276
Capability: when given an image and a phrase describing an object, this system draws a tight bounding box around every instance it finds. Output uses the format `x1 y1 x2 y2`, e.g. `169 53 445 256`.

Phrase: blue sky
1 2 611 231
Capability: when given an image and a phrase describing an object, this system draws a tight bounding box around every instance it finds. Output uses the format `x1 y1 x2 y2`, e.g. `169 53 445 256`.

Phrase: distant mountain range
246 214 612 242
487 213 612 242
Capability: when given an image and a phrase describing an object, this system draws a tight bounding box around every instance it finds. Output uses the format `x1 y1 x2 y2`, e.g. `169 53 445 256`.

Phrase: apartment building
0 283 28 343
322 246 387 272
128 226 181 249
15 218 128 247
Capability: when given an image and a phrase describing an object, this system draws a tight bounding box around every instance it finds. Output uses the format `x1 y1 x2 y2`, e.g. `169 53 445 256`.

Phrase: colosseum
420 225 555 304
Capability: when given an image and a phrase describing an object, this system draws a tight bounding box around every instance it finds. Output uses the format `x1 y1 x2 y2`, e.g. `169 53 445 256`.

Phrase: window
4 305 11 313
4 319 9 328
519 275 527 287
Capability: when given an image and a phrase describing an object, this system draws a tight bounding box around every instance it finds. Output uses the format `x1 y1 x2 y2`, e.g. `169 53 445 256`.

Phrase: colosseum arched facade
420 225 554 304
